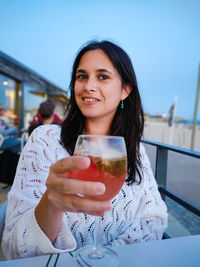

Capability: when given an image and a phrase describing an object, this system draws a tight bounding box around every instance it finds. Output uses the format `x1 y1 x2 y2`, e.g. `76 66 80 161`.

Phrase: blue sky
0 0 200 120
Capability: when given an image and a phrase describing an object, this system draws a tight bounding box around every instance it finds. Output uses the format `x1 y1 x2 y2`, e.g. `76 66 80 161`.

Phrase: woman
2 40 167 259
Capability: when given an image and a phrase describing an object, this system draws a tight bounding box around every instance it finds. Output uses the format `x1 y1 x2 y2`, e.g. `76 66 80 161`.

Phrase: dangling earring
121 100 124 109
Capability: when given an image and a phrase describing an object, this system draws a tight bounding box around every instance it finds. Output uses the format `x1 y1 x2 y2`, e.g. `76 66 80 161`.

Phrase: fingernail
96 183 106 194
82 156 90 165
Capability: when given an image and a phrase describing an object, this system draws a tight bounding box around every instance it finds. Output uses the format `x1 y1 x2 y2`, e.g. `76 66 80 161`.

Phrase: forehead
78 49 114 70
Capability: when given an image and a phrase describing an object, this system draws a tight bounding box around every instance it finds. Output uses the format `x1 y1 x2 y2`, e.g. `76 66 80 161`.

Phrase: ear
121 84 132 101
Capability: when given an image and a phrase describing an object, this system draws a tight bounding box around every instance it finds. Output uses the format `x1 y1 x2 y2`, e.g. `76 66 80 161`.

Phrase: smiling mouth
82 97 100 102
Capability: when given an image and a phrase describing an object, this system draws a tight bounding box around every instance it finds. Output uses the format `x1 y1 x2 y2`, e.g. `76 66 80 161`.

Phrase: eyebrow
76 68 113 75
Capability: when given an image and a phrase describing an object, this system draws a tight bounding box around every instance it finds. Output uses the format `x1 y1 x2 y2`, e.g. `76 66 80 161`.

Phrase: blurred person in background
0 104 20 153
30 99 62 126
28 99 62 135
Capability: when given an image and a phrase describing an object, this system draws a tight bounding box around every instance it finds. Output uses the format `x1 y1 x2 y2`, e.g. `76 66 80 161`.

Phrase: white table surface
0 235 200 267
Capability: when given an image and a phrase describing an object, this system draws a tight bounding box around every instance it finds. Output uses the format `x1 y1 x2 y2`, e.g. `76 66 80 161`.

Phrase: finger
89 211 106 216
69 197 111 214
48 177 105 196
51 156 90 173
49 193 111 215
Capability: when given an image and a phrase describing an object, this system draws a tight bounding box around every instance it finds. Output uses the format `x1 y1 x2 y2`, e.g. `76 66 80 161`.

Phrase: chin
82 112 98 119
79 108 99 118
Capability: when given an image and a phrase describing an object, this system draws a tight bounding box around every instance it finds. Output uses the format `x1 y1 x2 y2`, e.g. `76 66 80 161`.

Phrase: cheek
74 88 80 106
74 84 81 98
74 94 81 107
105 84 123 100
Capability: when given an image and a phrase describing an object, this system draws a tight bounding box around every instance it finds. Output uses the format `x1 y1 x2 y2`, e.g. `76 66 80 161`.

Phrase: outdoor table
0 234 200 267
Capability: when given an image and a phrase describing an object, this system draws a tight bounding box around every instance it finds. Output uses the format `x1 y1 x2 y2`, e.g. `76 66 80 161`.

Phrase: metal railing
142 139 200 237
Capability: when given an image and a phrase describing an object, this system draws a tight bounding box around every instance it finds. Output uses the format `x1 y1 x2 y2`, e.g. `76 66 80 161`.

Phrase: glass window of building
0 73 18 127
24 83 45 128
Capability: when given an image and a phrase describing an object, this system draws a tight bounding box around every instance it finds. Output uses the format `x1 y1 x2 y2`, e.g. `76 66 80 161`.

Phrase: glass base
74 245 119 267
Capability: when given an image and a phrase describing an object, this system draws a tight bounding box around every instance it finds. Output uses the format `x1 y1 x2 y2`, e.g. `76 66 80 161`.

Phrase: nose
84 77 97 92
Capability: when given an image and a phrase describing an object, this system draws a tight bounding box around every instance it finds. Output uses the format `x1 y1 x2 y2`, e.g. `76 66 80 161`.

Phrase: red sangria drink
69 155 127 201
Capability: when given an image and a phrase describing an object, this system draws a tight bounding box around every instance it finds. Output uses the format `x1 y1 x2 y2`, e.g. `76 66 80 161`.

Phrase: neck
85 118 112 135
43 116 53 125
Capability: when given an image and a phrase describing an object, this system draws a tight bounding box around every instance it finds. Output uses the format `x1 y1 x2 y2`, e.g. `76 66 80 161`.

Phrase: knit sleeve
1 125 76 259
110 144 168 246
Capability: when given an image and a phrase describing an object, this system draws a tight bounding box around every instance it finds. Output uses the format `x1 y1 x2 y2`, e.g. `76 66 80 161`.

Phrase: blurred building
0 51 69 129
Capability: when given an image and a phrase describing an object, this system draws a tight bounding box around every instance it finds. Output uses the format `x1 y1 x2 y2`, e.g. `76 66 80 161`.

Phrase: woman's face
74 49 129 123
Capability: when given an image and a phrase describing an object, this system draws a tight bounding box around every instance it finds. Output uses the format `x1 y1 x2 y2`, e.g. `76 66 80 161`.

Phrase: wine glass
69 135 127 267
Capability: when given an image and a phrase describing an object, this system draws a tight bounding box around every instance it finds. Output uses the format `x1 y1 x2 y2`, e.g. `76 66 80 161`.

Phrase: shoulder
138 142 158 187
139 142 145 153
53 113 62 123
28 124 62 149
139 142 149 164
31 124 61 138
23 124 69 160
28 122 42 135
30 113 39 124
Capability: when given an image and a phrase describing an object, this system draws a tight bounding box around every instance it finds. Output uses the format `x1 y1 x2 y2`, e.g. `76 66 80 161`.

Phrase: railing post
155 147 168 200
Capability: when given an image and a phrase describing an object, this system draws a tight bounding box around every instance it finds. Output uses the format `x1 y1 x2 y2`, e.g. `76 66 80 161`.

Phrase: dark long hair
61 40 144 185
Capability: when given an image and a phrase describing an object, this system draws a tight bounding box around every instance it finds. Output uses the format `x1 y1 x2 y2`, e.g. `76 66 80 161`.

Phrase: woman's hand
46 156 111 216
35 156 111 243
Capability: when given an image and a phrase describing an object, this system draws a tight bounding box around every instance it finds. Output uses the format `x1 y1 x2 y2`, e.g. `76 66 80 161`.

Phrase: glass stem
91 216 103 258
94 216 102 248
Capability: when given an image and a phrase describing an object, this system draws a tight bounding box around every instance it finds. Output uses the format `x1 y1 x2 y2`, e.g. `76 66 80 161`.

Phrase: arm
0 126 5 135
4 120 19 136
35 156 110 244
2 126 110 259
4 127 19 136
0 120 18 136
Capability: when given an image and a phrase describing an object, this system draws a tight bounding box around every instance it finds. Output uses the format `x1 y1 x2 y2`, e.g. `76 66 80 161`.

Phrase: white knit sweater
2 125 167 259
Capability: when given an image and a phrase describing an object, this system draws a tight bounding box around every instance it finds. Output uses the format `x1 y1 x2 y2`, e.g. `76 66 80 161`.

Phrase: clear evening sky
0 0 200 120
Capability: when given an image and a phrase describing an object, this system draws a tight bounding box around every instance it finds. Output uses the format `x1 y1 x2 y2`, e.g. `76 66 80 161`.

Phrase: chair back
20 131 28 152
0 200 8 241
0 133 4 147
